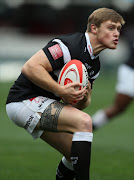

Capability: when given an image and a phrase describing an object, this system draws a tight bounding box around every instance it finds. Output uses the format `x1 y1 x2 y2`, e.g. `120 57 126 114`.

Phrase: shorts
6 96 56 139
116 64 134 97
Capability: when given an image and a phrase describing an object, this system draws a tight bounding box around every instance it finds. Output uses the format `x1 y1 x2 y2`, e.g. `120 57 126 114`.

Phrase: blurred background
0 0 134 81
0 1 134 180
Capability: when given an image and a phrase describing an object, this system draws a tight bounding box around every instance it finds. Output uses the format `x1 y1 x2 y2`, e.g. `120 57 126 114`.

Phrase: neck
87 32 106 56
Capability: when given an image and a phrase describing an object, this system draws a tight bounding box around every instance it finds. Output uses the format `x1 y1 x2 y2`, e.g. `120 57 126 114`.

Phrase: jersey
6 32 100 104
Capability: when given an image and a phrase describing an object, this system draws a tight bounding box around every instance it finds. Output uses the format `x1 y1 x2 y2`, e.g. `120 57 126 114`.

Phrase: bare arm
22 50 87 104
22 50 62 95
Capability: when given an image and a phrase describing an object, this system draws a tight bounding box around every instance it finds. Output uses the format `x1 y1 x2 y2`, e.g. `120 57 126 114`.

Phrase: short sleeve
43 41 64 71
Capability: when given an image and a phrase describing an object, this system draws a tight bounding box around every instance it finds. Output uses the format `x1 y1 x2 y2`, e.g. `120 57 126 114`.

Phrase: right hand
59 82 87 105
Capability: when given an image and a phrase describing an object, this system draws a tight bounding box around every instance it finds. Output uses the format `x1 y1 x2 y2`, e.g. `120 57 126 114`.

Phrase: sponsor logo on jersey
84 63 92 70
88 44 93 54
48 44 63 60
89 70 94 76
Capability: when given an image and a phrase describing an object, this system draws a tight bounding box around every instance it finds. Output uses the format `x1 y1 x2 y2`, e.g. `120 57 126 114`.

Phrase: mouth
113 39 118 45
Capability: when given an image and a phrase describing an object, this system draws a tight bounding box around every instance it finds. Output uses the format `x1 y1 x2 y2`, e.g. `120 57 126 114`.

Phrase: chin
103 42 117 49
110 46 117 49
107 44 117 49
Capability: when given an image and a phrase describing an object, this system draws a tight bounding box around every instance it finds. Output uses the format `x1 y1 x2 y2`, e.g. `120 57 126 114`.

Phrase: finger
76 86 87 95
70 96 84 105
77 96 84 101
86 84 91 91
69 82 83 87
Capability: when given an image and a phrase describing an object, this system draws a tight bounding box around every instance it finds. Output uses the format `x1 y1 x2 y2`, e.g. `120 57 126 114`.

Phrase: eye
117 27 121 32
109 26 114 30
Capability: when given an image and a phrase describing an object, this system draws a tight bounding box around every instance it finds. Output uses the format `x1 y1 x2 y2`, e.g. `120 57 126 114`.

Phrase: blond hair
87 8 125 32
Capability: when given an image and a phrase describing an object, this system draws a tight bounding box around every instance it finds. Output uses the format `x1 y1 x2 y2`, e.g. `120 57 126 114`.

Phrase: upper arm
22 49 53 74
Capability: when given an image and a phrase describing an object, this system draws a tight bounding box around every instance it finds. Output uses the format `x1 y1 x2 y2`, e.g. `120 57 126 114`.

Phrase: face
96 20 122 49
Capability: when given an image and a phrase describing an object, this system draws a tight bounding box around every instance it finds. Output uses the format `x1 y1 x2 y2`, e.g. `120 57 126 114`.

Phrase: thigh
38 101 90 133
58 104 90 132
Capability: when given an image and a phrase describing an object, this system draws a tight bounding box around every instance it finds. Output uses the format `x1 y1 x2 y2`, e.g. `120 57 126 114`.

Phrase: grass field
0 73 134 180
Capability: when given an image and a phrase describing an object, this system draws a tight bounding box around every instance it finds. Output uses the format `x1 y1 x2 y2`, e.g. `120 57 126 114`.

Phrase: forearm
74 90 92 110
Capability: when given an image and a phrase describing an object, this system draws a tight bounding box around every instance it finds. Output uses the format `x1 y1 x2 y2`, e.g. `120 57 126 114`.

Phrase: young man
92 42 134 130
6 8 125 180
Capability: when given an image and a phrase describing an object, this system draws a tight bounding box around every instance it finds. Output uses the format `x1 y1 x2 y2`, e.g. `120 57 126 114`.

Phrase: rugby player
6 8 125 180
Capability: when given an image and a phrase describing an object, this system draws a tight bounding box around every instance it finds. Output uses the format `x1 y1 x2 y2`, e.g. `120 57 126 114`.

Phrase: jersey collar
85 32 99 60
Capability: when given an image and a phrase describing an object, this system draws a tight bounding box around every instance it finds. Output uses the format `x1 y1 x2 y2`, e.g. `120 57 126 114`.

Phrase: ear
90 24 97 34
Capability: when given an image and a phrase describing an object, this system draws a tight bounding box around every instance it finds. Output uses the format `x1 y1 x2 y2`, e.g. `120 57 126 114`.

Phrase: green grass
0 73 134 180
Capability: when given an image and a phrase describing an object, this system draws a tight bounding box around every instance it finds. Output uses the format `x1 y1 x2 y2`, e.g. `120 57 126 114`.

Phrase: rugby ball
58 59 88 91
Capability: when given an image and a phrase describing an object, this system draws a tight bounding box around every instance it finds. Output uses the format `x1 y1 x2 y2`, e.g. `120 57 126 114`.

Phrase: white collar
85 32 99 60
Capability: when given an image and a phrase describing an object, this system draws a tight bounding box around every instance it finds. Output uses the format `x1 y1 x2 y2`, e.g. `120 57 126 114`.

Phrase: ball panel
58 60 79 85
64 78 73 85
58 59 84 86
59 64 79 86
58 59 88 103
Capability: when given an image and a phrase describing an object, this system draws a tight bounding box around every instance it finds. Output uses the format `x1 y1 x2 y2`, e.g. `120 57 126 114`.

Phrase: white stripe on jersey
52 39 71 64
90 71 100 80
85 32 99 60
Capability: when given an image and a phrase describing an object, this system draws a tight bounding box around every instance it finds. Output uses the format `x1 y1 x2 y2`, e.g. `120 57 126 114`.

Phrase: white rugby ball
58 59 88 91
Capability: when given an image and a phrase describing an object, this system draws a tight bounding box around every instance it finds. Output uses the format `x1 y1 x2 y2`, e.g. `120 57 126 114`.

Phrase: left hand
73 81 92 109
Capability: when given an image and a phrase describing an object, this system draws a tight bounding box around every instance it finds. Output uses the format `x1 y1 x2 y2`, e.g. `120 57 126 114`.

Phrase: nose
114 29 120 37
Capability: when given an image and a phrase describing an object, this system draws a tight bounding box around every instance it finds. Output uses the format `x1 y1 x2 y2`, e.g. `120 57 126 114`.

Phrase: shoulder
52 32 86 60
56 32 86 47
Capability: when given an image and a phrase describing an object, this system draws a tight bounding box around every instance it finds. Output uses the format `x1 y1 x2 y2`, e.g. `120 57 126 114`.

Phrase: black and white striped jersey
6 32 100 104
43 32 100 84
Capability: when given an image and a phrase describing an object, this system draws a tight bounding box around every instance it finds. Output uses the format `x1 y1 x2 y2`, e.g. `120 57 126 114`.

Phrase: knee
78 113 92 132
